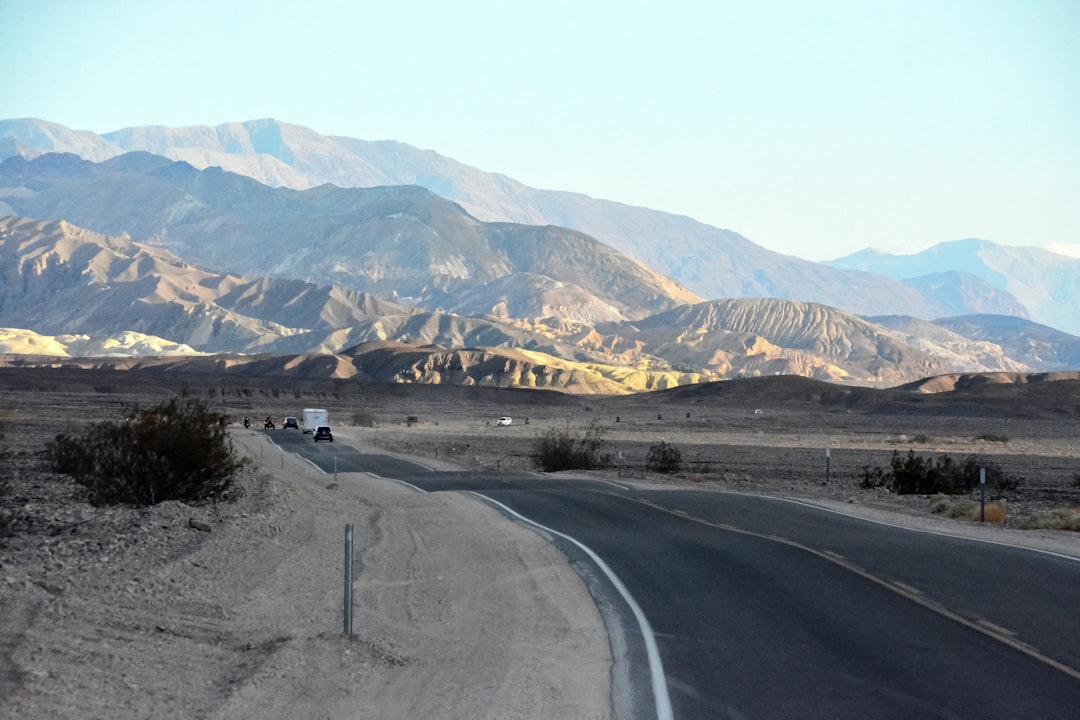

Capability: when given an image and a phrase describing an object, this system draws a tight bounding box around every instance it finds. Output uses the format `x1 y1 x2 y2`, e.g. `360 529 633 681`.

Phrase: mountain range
1 117 1078 392
3 214 1078 392
6 118 1077 331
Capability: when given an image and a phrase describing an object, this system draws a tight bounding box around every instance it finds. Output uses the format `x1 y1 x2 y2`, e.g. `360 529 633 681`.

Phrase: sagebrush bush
647 441 682 474
1023 508 1080 532
860 450 1021 495
533 421 606 472
351 411 376 427
44 397 246 507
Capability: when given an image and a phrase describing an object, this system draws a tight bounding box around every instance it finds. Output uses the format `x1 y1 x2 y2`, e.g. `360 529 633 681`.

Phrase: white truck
302 408 328 434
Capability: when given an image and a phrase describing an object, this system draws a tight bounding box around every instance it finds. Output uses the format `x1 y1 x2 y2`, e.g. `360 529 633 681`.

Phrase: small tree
647 441 682 474
44 397 246 506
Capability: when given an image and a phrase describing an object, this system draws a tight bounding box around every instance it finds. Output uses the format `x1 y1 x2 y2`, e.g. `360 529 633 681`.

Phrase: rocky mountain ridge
0 151 700 323
2 215 1078 392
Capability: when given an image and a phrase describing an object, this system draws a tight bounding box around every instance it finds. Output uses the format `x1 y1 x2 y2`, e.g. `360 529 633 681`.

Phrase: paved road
264 431 1080 719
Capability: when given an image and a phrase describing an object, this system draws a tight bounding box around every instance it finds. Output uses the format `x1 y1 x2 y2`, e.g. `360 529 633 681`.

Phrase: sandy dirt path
0 429 613 720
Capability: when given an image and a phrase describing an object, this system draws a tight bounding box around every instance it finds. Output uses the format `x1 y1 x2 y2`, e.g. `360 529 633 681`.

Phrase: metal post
980 468 986 522
343 523 354 636
334 456 338 483
825 448 831 483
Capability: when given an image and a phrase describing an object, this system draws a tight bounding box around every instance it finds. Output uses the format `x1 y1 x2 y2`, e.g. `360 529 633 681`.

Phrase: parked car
283 416 299 429
496 416 512 426
313 426 333 443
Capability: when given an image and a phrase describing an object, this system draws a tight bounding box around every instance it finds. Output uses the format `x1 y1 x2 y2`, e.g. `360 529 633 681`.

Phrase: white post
343 524 354 636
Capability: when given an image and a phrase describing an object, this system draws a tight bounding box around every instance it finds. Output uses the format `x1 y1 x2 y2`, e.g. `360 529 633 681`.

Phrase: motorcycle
243 417 251 429
264 417 275 430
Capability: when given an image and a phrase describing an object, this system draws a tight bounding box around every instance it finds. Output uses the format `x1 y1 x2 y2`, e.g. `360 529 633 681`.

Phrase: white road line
370 473 427 493
468 491 673 720
593 478 630 490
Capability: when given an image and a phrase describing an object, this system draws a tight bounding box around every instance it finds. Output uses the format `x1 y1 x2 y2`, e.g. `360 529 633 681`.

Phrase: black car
313 426 333 442
283 416 299 429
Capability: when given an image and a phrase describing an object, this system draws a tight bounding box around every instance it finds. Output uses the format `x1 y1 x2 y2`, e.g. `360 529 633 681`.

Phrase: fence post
343 523 354 636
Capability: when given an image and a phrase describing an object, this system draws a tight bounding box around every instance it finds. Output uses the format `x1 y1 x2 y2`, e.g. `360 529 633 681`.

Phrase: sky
1 0 1078 261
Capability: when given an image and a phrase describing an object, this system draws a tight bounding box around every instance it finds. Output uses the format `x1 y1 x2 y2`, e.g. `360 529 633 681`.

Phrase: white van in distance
302 408 329 434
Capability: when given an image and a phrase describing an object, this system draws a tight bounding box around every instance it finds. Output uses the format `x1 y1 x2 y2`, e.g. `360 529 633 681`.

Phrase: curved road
265 430 1080 719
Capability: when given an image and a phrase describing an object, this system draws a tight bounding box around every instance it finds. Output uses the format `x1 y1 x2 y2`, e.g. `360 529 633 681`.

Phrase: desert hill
610 371 1080 420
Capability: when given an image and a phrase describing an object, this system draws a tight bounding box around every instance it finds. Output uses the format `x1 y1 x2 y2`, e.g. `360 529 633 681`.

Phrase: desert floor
2 368 1079 719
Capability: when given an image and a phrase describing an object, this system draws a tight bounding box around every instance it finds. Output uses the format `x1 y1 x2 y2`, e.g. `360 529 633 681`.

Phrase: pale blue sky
2 0 1077 260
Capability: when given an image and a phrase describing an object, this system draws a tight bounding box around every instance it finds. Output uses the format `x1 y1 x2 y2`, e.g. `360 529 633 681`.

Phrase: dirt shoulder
0 429 613 720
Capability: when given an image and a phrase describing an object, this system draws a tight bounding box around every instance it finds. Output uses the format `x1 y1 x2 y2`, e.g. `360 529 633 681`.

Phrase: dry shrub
928 495 951 514
533 420 606 472
647 441 682 474
43 397 246 507
1023 508 1080 532
966 502 1007 523
351 411 376 427
861 451 1021 495
687 473 705 483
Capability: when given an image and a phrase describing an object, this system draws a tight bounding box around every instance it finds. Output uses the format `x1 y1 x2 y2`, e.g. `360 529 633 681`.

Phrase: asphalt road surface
265 430 1080 720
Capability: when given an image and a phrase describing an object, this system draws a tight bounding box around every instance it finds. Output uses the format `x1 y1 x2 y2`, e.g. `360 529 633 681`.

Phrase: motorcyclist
243 416 251 428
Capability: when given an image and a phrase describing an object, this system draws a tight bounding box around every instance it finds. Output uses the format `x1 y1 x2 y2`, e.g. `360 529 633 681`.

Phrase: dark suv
283 416 299 430
313 426 333 443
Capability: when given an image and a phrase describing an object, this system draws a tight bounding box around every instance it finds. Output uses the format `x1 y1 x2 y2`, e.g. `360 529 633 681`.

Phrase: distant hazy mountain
898 271 1029 319
0 117 1008 321
931 315 1080 370
4 215 1077 389
829 239 1080 335
0 151 700 322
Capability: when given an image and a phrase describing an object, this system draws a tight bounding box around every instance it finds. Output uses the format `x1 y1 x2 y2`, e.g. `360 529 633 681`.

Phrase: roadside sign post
825 448 830 483
343 523 354 637
980 468 986 522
